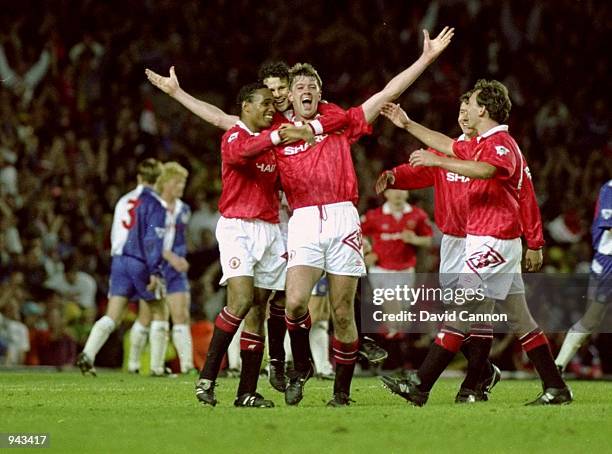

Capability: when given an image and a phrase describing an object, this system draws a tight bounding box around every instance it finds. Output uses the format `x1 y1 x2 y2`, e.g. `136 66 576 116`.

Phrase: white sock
227 320 243 370
149 320 169 375
128 321 149 372
172 324 194 373
83 316 116 361
555 321 591 370
310 320 333 375
283 330 293 363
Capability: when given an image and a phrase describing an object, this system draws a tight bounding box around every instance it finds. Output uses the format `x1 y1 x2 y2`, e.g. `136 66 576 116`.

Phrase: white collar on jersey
382 202 413 215
236 120 259 136
457 133 467 141
476 124 508 143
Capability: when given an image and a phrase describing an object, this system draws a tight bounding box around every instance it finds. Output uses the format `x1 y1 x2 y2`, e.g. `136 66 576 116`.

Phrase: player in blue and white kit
128 162 195 374
77 159 167 376
556 179 612 370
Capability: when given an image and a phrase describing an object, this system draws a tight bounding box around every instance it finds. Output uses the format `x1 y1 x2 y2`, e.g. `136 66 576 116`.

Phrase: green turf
1 371 610 453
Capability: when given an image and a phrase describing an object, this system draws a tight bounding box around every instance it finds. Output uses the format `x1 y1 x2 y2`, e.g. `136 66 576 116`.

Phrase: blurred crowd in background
0 0 610 374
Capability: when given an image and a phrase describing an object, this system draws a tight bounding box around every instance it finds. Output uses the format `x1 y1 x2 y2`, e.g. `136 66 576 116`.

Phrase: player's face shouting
263 76 291 112
289 75 321 120
247 89 276 130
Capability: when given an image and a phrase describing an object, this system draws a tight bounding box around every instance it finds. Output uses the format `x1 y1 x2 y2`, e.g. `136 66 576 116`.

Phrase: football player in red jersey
193 83 302 408
274 27 454 407
145 61 387 393
379 80 572 406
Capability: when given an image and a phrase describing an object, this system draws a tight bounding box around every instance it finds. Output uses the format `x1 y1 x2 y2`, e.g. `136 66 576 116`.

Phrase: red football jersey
390 142 470 237
452 125 524 239
518 158 545 249
361 203 433 270
218 121 281 223
275 106 372 209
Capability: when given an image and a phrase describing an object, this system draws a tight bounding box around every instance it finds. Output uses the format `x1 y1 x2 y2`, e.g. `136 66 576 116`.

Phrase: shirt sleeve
142 197 166 276
391 162 437 190
360 211 376 236
222 128 279 166
415 210 434 237
311 102 349 135
345 106 373 144
595 182 612 230
518 166 545 249
476 141 516 179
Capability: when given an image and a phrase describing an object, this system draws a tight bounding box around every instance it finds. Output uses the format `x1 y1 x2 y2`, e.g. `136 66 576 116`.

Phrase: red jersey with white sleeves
518 161 545 249
219 121 282 223
390 136 470 237
275 106 372 209
452 125 523 239
361 202 433 270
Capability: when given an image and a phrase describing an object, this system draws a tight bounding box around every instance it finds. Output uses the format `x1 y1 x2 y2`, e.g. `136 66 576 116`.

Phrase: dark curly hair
472 79 511 123
236 82 268 107
258 61 290 82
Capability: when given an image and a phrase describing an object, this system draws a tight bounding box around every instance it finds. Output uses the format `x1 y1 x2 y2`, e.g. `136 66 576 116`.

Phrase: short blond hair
289 62 323 90
155 161 189 193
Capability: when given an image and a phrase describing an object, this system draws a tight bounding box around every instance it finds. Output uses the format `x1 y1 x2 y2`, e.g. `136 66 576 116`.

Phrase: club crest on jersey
227 132 239 143
256 162 276 173
495 145 510 156
466 245 506 272
342 229 363 254
229 257 241 269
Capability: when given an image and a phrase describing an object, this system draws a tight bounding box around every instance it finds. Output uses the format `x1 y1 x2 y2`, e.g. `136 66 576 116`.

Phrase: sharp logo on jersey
601 209 612 220
282 134 327 156
446 172 470 183
155 227 166 239
342 229 363 254
229 257 241 269
256 163 276 173
466 245 506 272
227 132 239 143
495 146 510 156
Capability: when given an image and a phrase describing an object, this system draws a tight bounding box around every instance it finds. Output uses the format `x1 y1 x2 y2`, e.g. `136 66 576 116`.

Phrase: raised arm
146 66 238 131
361 27 454 123
381 103 455 156
409 149 496 179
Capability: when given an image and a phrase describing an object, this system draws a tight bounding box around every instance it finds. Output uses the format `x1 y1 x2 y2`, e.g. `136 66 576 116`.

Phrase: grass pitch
1 371 610 453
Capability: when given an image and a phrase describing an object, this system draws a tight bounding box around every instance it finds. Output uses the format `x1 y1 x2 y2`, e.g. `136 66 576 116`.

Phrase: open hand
421 26 455 62
145 66 180 96
380 103 410 129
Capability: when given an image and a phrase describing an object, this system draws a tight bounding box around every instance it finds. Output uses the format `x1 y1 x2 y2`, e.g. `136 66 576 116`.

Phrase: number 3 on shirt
122 199 141 229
